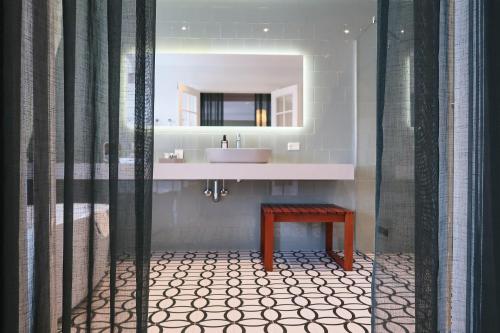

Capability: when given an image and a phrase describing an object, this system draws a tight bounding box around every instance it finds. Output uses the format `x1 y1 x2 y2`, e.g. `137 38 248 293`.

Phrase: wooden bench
260 204 355 272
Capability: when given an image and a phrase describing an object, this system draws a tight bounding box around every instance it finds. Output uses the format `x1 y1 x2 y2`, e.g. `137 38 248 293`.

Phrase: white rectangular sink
206 148 272 163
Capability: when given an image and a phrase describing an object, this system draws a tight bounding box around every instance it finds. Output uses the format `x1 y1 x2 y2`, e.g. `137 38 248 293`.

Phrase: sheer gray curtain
2 0 155 331
482 1 500 331
372 1 415 331
374 1 500 332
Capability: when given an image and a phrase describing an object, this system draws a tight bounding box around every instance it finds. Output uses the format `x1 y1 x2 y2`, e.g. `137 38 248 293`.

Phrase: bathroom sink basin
206 148 272 163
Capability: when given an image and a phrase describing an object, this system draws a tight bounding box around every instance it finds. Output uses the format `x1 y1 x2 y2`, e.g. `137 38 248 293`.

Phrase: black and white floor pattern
372 253 415 333
148 251 372 333
62 251 415 332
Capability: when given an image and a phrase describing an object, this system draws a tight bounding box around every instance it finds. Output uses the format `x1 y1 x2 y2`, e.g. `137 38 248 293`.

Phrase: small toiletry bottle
221 135 229 149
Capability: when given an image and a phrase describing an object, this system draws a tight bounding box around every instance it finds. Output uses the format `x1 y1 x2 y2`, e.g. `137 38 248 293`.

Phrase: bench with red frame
260 204 355 271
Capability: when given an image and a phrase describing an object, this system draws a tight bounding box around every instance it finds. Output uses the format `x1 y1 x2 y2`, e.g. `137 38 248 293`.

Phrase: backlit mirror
153 54 303 127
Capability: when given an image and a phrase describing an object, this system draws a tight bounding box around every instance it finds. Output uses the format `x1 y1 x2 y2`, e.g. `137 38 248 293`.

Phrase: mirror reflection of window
197 93 273 127
153 54 303 128
200 93 224 126
178 83 200 126
255 94 271 127
271 84 298 127
223 94 255 127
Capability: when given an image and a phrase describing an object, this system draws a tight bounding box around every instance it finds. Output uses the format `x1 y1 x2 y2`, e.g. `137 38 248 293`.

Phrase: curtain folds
414 1 440 331
437 2 455 331
482 1 500 331
133 0 156 330
200 93 224 126
2 1 23 332
107 0 122 331
61 0 76 330
2 0 155 331
374 0 500 332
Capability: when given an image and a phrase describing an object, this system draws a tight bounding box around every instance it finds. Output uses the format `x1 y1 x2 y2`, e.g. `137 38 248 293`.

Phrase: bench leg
343 212 354 271
260 209 265 254
263 213 274 272
325 223 333 252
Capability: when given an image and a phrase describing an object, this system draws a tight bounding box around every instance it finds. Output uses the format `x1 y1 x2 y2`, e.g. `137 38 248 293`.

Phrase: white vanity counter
153 163 354 180
53 163 354 180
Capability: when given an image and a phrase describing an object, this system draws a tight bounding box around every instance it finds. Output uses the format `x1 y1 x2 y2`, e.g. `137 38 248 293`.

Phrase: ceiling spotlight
181 25 188 31
263 27 269 32
344 28 350 34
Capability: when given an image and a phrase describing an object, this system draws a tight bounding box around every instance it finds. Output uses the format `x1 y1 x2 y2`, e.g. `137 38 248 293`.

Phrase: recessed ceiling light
400 29 405 34
263 27 269 32
344 28 350 34
181 25 188 31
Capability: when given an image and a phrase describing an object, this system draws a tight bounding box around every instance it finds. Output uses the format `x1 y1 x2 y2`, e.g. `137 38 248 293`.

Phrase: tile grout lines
60 251 415 333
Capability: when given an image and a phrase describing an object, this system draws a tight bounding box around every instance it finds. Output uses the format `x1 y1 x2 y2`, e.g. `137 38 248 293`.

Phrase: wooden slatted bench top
262 204 351 214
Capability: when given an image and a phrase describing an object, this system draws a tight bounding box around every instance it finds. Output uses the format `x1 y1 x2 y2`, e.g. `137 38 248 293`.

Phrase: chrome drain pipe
202 179 229 202
212 179 220 202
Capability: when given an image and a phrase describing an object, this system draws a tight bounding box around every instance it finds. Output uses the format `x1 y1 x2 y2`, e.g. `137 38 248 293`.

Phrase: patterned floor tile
372 253 415 333
59 251 415 332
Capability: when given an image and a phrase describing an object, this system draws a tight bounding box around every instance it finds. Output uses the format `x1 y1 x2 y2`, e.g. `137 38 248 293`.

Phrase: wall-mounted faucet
236 133 241 149
203 179 229 202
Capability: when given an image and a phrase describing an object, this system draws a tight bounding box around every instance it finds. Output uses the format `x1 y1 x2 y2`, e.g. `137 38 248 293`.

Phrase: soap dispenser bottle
221 135 229 149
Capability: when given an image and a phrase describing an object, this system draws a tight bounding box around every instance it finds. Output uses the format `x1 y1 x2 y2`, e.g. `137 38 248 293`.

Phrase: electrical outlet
287 142 300 151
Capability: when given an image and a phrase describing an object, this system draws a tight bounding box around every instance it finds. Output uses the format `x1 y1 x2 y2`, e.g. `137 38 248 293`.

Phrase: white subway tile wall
151 0 377 252
154 0 376 164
